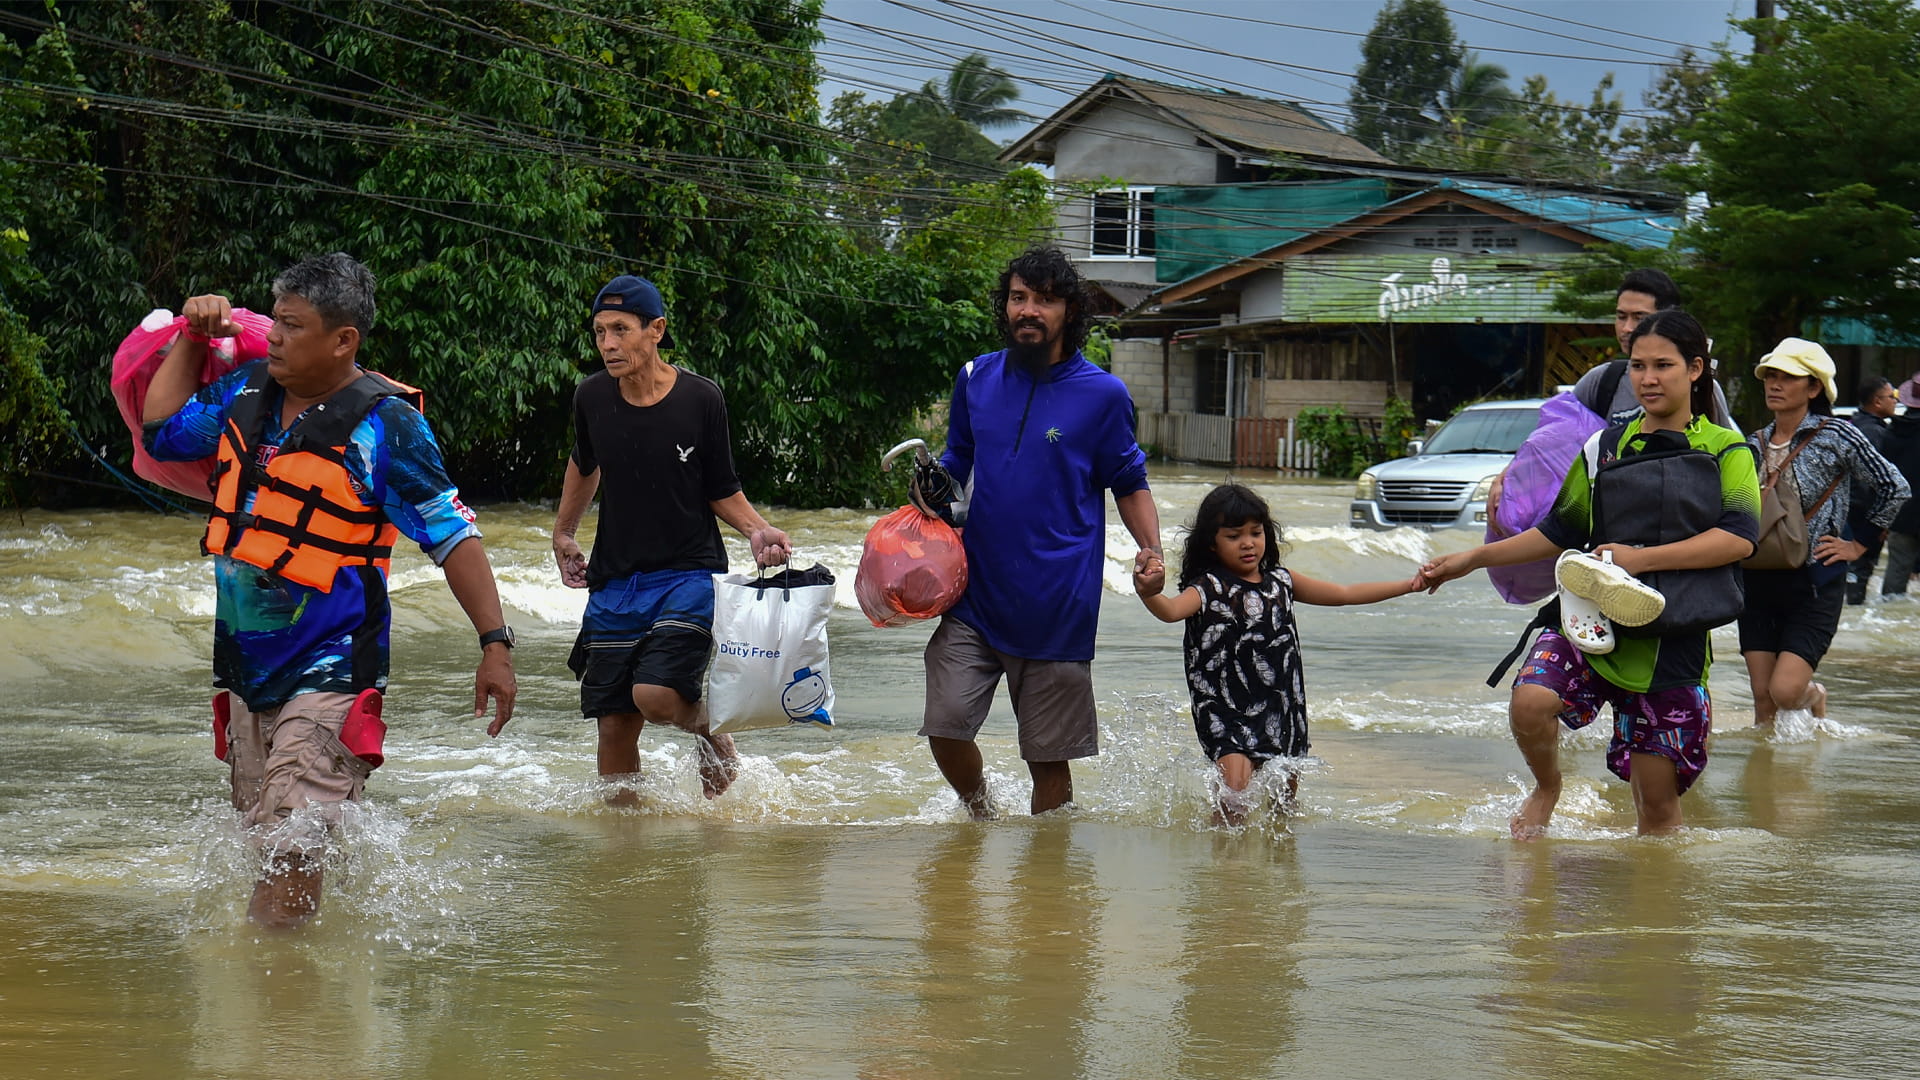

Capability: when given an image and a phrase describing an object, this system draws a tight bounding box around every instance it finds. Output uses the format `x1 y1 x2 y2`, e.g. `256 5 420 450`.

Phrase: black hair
1857 375 1893 407
1616 267 1680 310
1626 309 1715 422
992 246 1091 358
1808 385 1835 416
272 252 376 336
1177 483 1283 589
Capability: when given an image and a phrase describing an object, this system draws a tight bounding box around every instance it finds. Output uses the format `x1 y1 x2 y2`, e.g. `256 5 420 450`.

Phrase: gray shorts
917 616 1099 761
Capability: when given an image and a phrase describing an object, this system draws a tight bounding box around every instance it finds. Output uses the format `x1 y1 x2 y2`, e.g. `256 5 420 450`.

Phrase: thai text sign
1280 253 1584 324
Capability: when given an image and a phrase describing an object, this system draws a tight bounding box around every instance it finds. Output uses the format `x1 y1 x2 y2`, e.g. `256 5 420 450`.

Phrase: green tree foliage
0 311 68 508
0 20 89 507
785 168 1055 504
1408 51 1516 172
922 52 1022 130
1348 0 1462 160
1435 52 1514 137
1615 50 1720 189
1683 0 1920 359
826 52 1013 242
1 0 1042 509
1504 73 1625 185
1428 72 1625 184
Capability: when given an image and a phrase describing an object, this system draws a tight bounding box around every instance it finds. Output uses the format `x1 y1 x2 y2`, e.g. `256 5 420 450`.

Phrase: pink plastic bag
110 307 272 499
1485 391 1606 604
855 506 968 628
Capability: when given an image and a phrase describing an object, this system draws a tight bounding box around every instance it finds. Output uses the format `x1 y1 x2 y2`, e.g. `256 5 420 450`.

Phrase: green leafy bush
1295 397 1419 479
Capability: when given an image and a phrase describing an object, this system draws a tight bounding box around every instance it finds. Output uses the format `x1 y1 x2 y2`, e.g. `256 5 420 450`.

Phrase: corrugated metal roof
1446 180 1678 249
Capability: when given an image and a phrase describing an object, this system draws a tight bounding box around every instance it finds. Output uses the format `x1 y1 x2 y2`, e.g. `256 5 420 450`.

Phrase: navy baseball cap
592 274 665 321
591 274 671 349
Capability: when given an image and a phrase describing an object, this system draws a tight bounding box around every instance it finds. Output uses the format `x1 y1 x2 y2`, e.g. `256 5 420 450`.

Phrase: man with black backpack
1568 269 1731 426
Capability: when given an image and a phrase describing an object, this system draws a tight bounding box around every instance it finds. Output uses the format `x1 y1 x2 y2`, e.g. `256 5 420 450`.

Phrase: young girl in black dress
1134 484 1423 824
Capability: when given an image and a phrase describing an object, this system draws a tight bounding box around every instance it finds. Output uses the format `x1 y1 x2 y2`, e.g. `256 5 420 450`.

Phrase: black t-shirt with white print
571 367 742 588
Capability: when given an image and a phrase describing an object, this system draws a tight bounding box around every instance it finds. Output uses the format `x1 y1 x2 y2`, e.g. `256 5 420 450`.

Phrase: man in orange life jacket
142 252 516 929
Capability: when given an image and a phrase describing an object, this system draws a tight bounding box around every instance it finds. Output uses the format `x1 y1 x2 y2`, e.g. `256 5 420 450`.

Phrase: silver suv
1348 399 1545 530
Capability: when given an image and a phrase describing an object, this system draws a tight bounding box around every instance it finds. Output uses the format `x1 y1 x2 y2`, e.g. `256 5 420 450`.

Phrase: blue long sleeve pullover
941 350 1148 661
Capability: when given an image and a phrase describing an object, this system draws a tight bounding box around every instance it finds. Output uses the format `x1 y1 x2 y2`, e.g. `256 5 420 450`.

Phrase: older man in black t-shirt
552 275 790 802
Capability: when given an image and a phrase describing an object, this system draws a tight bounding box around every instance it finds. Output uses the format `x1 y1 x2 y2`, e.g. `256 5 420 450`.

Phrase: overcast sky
818 0 1755 138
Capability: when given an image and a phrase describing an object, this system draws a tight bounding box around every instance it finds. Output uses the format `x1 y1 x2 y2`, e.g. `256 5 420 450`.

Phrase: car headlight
1470 473 1498 502
1354 473 1378 500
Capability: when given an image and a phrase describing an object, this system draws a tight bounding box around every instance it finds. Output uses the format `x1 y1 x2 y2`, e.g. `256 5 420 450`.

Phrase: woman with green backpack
1740 339 1909 727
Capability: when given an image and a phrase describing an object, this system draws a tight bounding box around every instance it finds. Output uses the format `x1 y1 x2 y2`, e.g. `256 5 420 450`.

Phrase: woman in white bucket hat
1740 338 1909 727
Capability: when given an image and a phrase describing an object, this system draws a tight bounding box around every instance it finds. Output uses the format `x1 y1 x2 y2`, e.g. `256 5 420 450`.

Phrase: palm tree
1434 52 1513 141
1409 51 1521 171
917 53 1022 130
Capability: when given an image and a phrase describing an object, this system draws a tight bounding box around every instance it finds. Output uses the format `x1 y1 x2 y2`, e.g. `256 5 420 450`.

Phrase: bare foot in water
605 786 643 809
1509 785 1560 841
1807 681 1827 720
697 733 739 799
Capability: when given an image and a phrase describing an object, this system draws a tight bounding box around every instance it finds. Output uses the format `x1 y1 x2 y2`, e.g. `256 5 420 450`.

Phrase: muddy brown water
3 468 1917 1078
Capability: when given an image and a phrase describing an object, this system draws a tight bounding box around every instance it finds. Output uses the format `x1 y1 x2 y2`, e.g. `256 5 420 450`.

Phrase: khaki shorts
917 616 1099 761
221 691 370 853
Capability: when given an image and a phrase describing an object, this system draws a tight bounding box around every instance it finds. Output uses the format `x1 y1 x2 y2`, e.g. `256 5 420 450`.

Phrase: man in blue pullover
916 247 1162 816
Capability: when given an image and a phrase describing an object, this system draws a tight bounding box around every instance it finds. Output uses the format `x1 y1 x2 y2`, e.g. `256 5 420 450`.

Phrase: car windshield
1422 407 1541 455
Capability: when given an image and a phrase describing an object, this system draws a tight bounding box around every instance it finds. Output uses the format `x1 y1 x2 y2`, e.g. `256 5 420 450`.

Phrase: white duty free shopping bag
706 563 837 735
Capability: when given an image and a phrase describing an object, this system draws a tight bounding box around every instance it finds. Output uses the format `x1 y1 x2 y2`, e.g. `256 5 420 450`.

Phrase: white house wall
1053 98 1217 282
1240 270 1287 322
1053 99 1217 184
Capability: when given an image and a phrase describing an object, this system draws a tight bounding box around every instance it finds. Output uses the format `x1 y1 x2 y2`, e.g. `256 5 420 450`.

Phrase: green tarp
1152 179 1390 285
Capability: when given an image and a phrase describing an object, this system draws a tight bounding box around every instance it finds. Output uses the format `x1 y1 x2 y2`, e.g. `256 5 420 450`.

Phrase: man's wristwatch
478 626 516 650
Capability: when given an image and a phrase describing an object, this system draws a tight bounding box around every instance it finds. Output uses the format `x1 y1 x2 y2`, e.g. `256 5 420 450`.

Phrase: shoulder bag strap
1764 418 1827 490
1595 359 1628 418
1803 471 1844 518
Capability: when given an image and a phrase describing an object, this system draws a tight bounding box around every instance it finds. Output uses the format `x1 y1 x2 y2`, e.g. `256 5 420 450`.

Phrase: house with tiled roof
999 74 1393 299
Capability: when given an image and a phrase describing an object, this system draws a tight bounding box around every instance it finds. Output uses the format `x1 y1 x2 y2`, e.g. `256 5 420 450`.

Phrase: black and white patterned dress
1182 568 1310 762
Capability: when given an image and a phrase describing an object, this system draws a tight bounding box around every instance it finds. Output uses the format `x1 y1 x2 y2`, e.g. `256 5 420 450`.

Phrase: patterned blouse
1750 413 1910 558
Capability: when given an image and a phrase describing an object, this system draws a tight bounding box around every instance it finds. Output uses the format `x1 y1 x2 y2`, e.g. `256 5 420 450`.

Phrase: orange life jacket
202 365 425 592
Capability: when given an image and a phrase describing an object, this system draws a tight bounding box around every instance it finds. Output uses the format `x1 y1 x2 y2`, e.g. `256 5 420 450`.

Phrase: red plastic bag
855 506 968 628
110 307 273 499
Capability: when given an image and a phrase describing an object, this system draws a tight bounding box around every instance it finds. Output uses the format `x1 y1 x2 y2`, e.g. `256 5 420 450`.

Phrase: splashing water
1767 708 1875 744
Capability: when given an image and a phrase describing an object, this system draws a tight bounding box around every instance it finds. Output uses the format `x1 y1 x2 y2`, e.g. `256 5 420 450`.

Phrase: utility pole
1755 0 1775 53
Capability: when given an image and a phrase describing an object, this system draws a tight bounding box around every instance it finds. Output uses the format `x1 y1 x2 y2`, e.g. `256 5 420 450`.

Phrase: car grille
1380 509 1460 525
1379 480 1472 504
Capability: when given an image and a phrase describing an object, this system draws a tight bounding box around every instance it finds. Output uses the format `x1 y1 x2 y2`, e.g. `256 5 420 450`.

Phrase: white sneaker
1557 575 1615 654
1555 549 1665 628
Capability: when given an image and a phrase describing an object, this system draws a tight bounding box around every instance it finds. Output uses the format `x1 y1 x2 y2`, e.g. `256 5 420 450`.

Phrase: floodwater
3 468 1918 1079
